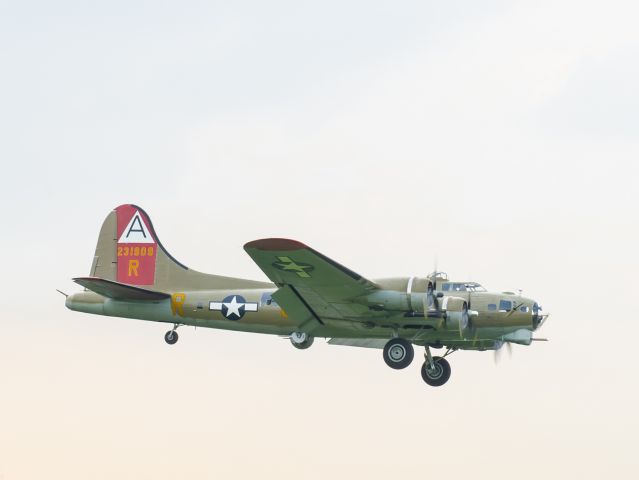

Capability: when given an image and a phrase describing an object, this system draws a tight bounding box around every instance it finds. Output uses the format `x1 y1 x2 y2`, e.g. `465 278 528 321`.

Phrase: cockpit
440 282 487 293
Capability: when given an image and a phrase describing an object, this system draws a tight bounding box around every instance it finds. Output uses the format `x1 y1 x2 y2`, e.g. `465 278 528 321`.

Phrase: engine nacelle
442 296 469 331
501 329 532 345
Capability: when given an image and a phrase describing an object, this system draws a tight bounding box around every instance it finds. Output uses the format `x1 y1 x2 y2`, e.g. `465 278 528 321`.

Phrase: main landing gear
382 338 414 369
164 324 181 345
290 331 314 350
382 339 455 386
421 345 452 387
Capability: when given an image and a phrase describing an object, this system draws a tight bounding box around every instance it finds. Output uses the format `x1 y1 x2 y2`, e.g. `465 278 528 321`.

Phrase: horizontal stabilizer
73 277 170 301
328 338 388 349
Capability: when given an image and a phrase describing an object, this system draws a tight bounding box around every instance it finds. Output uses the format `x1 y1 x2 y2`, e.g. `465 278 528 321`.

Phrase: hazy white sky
1 1 638 479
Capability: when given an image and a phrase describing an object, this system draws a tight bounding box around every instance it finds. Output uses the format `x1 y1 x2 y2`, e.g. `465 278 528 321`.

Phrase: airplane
64 204 549 387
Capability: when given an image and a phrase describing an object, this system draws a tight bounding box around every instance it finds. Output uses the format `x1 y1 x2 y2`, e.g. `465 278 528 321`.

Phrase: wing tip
244 238 308 251
72 276 99 283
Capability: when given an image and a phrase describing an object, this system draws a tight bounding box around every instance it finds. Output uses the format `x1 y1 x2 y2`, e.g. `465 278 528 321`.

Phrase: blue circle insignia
221 294 247 321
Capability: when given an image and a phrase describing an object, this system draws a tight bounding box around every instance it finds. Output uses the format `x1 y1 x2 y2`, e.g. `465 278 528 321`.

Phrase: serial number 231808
117 246 155 257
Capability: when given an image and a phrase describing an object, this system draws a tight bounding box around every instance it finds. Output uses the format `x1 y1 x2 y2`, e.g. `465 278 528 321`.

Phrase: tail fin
90 204 272 291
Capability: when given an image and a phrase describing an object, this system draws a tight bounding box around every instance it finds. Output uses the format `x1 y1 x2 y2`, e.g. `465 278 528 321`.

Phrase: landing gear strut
421 346 452 386
383 338 414 369
164 324 181 345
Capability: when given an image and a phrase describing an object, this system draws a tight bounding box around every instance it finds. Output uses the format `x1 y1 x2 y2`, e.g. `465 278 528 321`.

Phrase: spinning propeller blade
494 342 513 364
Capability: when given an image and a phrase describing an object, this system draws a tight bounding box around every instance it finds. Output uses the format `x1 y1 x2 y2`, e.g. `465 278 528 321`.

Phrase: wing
243 239 379 325
73 277 170 301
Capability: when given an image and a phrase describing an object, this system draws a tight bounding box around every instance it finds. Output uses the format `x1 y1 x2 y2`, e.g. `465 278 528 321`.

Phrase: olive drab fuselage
67 275 544 349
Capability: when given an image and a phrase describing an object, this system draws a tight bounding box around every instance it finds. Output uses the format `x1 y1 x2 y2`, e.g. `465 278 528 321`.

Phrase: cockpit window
499 300 513 312
520 305 530 313
442 282 486 292
466 283 487 292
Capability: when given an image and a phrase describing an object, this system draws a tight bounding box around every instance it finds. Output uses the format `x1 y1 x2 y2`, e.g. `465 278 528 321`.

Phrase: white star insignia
223 296 243 318
209 296 258 319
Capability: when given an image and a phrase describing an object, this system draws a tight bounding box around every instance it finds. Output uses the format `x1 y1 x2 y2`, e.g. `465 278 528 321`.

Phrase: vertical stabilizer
89 204 272 291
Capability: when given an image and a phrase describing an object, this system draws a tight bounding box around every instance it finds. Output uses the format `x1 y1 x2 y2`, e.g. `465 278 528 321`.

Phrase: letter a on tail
116 205 158 285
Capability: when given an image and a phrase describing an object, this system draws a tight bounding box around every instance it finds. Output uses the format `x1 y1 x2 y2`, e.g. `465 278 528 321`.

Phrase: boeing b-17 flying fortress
65 204 548 386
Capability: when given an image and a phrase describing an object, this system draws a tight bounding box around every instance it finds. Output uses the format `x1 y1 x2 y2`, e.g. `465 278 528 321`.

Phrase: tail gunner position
65 204 549 387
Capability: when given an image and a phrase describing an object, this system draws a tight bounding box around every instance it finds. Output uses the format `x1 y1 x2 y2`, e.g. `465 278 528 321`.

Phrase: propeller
425 257 440 312
460 301 469 338
494 341 513 364
423 270 443 327
428 274 439 310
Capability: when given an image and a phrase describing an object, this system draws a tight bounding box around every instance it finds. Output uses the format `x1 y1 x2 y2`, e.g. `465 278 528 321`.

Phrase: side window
487 303 497 311
452 283 466 291
260 293 279 307
442 283 450 292
520 305 530 313
499 300 513 312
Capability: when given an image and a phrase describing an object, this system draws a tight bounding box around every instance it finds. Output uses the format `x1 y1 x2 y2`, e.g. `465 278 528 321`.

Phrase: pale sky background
1 0 638 479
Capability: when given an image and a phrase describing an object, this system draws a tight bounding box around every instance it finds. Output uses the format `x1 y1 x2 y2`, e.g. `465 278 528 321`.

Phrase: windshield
465 283 486 292
441 282 486 292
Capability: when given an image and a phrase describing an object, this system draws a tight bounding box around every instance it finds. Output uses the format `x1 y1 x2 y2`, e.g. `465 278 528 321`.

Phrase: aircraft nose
532 301 544 329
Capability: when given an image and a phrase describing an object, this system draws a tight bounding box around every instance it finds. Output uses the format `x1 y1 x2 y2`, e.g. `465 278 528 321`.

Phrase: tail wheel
383 338 414 369
164 330 179 345
421 356 451 386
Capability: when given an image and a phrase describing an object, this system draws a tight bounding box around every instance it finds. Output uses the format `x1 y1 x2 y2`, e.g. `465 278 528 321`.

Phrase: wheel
164 330 179 345
290 332 314 350
383 338 414 369
421 356 451 386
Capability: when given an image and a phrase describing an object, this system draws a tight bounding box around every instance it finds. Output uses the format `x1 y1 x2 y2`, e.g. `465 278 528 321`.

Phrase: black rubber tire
383 338 414 369
164 330 179 345
291 336 314 350
421 356 451 386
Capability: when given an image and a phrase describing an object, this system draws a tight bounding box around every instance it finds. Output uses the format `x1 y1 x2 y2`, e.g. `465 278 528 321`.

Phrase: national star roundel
209 295 259 321
222 294 246 320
